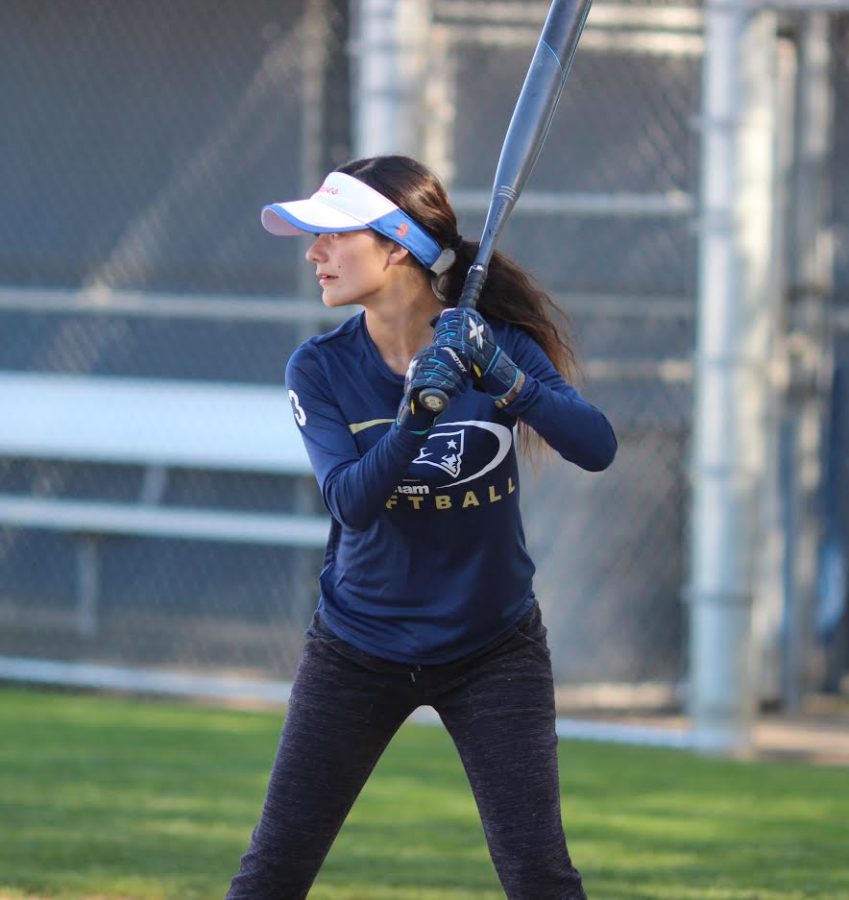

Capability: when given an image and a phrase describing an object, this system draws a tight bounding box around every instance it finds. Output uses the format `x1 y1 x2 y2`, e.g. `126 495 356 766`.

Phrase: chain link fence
1 1 847 708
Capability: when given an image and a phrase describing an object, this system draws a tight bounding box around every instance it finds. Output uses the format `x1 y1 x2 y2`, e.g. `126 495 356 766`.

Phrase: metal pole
750 35 797 708
298 0 331 302
421 19 455 180
782 12 834 709
689 1 779 754
76 536 100 638
751 0 849 10
353 0 431 156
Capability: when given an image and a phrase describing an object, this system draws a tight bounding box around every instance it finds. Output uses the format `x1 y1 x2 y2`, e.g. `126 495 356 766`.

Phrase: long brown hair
336 155 581 456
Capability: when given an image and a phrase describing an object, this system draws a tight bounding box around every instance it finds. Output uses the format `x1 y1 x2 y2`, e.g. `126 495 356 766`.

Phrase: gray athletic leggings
226 604 587 899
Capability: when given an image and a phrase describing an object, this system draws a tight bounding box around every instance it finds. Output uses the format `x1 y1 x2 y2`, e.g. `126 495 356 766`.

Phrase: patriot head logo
399 420 512 488
413 429 465 478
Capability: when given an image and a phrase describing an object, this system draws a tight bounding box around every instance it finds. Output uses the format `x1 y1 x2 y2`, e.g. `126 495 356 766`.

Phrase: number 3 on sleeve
288 389 307 427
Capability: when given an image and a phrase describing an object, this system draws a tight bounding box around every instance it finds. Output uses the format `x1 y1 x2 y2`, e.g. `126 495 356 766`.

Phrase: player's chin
319 288 353 309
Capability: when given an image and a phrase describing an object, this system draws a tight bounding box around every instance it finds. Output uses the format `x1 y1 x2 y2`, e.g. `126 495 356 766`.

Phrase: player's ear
386 242 410 265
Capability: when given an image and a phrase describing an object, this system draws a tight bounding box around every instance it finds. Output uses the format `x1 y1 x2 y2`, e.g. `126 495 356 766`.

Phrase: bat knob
418 387 449 414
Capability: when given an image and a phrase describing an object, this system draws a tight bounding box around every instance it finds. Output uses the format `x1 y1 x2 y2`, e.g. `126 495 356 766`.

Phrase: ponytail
337 155 582 458
437 241 581 460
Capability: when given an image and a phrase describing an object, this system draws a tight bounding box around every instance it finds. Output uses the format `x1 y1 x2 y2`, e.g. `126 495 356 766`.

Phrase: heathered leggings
226 603 586 899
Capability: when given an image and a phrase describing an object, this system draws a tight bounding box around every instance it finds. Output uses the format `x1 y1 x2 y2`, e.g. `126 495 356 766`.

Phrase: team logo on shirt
413 430 464 478
411 420 512 487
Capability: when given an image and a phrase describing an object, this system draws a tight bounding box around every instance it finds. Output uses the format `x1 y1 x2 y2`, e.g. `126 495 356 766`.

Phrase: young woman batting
227 154 616 900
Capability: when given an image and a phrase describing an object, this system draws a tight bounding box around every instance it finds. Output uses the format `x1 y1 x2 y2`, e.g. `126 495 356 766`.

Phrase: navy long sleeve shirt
285 312 616 664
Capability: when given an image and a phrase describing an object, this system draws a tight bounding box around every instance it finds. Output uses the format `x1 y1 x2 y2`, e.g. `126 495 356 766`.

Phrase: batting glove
433 308 525 409
396 345 469 434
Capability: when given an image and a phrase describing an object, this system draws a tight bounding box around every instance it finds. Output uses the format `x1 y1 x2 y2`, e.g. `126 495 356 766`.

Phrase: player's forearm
321 426 427 530
508 375 618 471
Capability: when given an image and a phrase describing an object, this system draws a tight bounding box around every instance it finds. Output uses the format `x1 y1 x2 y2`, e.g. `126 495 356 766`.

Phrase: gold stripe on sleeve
349 418 394 435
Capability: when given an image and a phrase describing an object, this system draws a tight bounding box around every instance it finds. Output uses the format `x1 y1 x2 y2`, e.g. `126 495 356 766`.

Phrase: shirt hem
315 594 537 667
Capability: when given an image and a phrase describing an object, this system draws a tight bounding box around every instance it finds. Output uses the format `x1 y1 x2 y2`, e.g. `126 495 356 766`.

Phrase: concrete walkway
567 695 849 765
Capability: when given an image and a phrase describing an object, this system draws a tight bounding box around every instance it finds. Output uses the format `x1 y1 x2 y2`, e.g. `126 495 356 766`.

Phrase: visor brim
261 201 368 237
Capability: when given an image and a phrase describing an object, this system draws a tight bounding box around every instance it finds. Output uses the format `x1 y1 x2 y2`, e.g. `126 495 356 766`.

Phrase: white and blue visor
261 171 444 270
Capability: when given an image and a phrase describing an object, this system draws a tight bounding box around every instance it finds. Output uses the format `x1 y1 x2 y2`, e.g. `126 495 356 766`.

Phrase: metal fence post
689 0 780 754
782 10 835 709
352 0 432 157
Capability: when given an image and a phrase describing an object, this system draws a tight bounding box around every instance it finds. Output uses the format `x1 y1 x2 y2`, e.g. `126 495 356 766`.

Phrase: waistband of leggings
306 602 540 675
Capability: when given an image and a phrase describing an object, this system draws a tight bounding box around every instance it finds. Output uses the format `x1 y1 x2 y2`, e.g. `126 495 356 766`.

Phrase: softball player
227 155 616 899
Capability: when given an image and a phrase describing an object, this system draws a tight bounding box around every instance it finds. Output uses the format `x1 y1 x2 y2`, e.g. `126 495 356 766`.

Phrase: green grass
0 687 847 900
